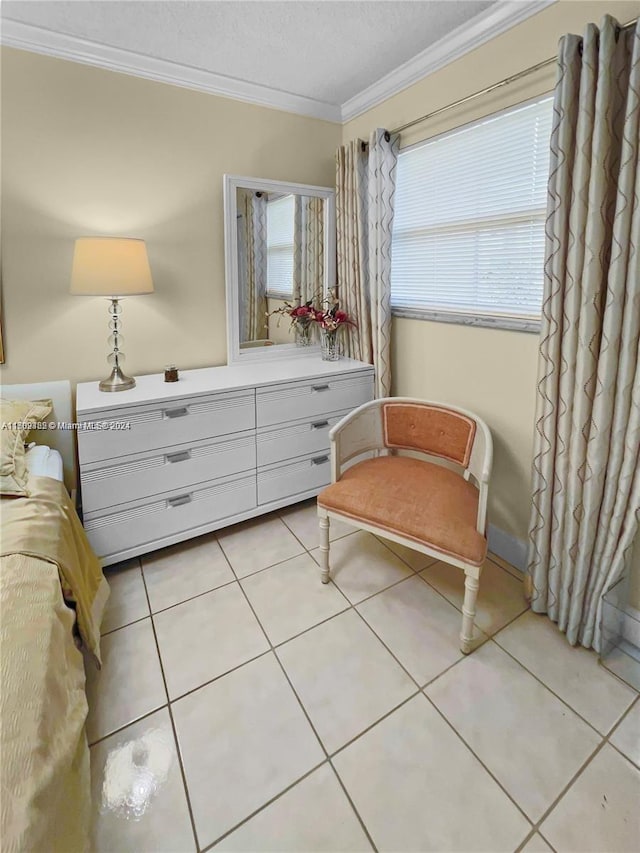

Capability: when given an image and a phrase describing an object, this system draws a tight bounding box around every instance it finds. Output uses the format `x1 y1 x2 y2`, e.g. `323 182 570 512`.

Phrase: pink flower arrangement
313 306 356 332
267 292 355 352
268 296 354 329
267 298 317 331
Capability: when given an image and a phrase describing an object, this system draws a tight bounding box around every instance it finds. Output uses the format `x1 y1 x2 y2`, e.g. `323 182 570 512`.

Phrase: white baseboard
488 524 527 574
622 605 640 648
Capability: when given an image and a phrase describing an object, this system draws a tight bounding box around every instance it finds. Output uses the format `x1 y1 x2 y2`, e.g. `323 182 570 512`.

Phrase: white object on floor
100 725 173 820
25 444 64 482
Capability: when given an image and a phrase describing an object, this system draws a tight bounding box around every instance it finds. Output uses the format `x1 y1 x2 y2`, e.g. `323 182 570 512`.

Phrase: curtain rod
390 16 638 136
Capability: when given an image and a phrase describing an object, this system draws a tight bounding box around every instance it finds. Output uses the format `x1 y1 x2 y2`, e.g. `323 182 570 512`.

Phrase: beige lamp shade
70 237 154 296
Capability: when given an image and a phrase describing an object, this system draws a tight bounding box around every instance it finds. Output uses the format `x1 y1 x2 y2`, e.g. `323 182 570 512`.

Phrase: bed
0 381 109 853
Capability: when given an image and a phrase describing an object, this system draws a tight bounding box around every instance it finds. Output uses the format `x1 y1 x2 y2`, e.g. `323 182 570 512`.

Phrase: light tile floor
89 499 640 852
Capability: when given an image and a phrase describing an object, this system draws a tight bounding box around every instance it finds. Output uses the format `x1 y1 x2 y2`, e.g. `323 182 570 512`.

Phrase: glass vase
295 321 313 347
320 328 341 361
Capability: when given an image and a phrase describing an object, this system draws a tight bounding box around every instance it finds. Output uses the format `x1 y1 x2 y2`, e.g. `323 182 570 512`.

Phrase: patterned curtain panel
238 189 268 342
336 129 399 396
293 196 324 305
527 16 640 652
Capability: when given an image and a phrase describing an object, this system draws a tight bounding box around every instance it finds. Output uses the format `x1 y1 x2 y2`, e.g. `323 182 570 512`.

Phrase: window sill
266 292 293 301
391 307 541 334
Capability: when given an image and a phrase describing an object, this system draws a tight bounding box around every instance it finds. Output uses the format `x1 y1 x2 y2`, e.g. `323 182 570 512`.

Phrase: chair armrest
465 418 493 534
329 399 385 482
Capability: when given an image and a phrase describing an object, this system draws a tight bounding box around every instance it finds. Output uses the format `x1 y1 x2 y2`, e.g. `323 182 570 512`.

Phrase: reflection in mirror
236 188 325 349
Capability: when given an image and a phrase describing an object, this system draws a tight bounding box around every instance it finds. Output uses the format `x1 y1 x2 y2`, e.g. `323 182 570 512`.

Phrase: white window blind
267 194 295 299
391 96 553 328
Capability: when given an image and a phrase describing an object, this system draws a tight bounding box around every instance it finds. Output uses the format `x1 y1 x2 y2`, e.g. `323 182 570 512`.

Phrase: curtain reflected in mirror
236 188 325 348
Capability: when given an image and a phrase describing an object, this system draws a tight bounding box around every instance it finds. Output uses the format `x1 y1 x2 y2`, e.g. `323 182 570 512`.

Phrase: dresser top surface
76 356 374 413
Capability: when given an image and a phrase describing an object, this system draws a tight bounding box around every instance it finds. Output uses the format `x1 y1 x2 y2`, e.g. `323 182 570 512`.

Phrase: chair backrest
381 401 477 467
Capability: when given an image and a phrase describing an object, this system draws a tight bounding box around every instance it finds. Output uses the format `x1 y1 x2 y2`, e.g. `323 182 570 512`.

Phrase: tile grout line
278 502 356 552
208 541 381 853
535 830 559 853
202 538 307 583
415 569 530 648
491 634 634 740
327 688 422 762
198 760 329 853
166 647 274 704
371 533 438 574
425 636 637 848
87 701 169 749
324 761 379 853
350 606 429 691
602 693 640 770
139 561 202 853
531 693 640 845
420 690 535 830
527 737 611 840
102 574 237 636
100 612 150 638
513 827 558 853
277 507 332 555
418 607 539 699
486 552 526 583
416 556 529 626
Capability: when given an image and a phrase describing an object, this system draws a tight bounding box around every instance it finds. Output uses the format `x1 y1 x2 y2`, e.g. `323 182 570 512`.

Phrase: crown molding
0 19 343 123
1 2 556 126
340 0 557 123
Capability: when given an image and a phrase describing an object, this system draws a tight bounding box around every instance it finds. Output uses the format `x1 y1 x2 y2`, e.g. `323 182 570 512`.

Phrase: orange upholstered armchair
317 398 493 654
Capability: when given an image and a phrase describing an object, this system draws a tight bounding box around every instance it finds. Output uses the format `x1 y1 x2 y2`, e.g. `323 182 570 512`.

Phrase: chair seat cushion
318 456 486 567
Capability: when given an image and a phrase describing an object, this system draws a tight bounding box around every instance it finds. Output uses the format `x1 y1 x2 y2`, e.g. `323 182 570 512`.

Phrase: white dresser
76 357 374 566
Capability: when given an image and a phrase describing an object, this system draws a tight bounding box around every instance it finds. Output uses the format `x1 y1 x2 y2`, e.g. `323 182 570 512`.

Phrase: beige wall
0 47 340 386
344 0 640 579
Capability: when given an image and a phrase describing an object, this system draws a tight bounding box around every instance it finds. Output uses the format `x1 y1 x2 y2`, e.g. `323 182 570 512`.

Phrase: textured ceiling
2 0 497 105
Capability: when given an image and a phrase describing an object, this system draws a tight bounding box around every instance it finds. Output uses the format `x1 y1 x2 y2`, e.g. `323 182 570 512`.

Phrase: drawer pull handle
311 420 329 430
166 450 191 464
311 384 330 392
164 406 189 419
311 455 329 466
167 493 192 508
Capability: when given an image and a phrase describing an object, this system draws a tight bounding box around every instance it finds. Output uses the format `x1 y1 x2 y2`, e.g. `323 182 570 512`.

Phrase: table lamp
70 237 154 391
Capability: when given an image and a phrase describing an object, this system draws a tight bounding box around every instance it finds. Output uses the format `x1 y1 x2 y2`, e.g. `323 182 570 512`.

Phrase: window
267 194 295 299
390 96 553 330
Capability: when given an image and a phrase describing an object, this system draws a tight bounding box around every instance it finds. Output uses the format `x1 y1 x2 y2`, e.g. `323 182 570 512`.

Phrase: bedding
0 474 109 852
25 443 65 482
0 398 52 496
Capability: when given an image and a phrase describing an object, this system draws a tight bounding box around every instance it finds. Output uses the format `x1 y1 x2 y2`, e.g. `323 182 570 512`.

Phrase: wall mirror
223 174 335 364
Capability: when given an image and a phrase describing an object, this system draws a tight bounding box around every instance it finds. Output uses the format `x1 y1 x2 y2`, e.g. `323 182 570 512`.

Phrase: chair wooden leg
319 514 330 583
460 572 480 654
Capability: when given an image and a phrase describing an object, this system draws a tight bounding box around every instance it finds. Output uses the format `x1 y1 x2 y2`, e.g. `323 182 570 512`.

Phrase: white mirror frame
223 174 336 365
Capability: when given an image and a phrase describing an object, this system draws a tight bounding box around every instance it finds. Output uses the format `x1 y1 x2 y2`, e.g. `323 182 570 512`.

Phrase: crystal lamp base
99 364 136 392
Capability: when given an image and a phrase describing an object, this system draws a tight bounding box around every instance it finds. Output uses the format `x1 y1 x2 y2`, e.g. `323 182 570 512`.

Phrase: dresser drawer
78 389 255 464
256 371 374 429
257 408 351 468
81 431 256 513
257 452 331 505
83 472 257 559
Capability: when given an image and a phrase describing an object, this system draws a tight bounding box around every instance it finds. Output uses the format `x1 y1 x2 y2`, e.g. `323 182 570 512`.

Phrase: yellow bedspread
0 475 109 852
0 474 109 665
